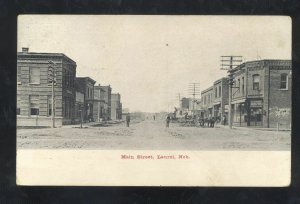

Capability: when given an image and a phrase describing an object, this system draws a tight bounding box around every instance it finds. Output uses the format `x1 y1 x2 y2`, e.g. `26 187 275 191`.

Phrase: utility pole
48 61 57 128
188 83 201 116
220 56 242 129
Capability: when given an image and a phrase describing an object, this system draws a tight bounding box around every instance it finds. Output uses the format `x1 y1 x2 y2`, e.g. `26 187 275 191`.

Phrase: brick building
229 59 292 128
75 77 96 122
111 93 122 120
93 85 106 122
100 85 112 120
17 48 77 126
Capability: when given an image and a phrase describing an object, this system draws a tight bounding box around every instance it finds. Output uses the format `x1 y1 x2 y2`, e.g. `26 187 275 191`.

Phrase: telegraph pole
188 83 201 116
48 61 57 128
220 56 242 129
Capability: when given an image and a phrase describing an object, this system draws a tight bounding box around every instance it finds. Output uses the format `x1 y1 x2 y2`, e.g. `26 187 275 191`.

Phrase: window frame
279 73 288 90
242 77 245 96
17 66 22 85
252 74 260 91
29 67 40 84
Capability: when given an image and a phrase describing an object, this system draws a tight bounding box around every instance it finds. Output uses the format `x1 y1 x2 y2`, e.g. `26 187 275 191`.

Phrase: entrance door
249 107 263 126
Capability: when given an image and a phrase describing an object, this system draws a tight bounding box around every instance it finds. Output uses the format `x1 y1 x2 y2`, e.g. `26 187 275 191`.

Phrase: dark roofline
201 86 213 94
17 51 76 65
229 59 291 73
94 85 106 92
76 77 96 84
213 77 228 85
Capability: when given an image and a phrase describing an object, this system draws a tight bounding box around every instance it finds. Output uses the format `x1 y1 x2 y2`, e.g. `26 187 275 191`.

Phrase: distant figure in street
126 114 131 127
153 115 156 120
210 117 215 128
166 115 170 128
223 115 226 125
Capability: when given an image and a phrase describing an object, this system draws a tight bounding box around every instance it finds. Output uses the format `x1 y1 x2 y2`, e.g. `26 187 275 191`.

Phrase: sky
18 15 291 113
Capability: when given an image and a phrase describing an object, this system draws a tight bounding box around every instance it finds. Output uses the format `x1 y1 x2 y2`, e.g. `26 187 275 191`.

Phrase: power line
188 82 201 116
220 56 242 129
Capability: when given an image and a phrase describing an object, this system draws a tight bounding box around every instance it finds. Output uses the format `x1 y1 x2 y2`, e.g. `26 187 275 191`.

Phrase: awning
213 101 221 105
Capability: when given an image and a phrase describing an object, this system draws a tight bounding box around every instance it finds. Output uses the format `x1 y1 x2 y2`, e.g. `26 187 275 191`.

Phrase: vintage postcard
16 15 291 186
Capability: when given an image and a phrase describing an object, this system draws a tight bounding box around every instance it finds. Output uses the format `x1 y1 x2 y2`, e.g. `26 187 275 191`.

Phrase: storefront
233 102 247 127
213 102 221 118
232 98 263 127
248 99 263 127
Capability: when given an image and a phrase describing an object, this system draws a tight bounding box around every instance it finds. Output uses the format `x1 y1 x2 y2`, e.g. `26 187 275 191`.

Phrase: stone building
111 93 122 120
17 48 77 126
100 85 112 120
229 59 292 128
75 77 96 122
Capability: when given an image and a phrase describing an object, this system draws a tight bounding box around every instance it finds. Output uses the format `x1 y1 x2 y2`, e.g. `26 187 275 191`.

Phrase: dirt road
17 119 291 150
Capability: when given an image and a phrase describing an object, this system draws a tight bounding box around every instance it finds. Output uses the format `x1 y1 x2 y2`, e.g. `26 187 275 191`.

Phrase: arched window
252 74 260 90
280 73 288 90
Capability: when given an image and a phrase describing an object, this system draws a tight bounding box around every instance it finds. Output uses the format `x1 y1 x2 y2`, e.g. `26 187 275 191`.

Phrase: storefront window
30 95 39 115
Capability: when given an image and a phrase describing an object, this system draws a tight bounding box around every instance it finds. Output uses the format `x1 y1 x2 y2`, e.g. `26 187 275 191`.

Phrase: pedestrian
207 116 211 128
223 115 226 125
166 115 170 128
211 117 215 128
126 114 131 127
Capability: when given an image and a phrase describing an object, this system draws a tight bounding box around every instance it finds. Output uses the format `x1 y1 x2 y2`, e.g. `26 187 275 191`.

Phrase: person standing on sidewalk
166 115 170 128
126 114 131 127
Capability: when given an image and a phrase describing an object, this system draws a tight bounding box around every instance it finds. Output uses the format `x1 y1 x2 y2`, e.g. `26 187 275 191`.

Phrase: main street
17 119 290 150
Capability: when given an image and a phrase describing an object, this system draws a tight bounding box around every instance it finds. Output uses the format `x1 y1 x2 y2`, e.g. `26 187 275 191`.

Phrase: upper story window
29 67 40 84
218 86 221 98
66 71 69 87
17 66 21 84
215 88 217 98
280 73 288 90
252 74 260 90
242 77 245 95
204 96 206 105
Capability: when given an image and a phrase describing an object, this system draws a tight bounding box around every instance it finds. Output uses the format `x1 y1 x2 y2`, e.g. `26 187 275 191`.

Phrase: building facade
200 86 214 118
74 91 84 124
229 59 292 128
212 77 229 123
17 48 77 126
75 77 96 122
100 85 112 120
111 93 122 120
93 85 106 122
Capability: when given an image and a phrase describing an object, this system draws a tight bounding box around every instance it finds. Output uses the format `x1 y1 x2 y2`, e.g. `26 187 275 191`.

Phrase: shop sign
250 100 262 107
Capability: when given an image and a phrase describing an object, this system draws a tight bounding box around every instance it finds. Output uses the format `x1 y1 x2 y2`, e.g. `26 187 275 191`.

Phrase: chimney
22 47 29 53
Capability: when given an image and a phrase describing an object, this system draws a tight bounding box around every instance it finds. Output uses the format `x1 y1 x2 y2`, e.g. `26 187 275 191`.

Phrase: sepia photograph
16 15 291 186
